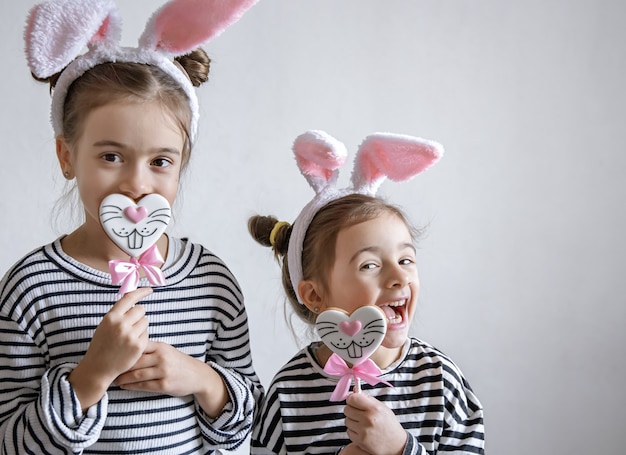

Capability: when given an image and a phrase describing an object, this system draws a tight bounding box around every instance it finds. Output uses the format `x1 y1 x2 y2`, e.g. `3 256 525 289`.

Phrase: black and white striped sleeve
0 314 107 454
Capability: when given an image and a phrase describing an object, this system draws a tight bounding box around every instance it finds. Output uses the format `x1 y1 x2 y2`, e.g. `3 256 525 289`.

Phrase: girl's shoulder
0 241 61 318
404 337 480 398
1 242 56 294
172 237 234 272
406 337 457 364
169 237 242 288
264 343 319 386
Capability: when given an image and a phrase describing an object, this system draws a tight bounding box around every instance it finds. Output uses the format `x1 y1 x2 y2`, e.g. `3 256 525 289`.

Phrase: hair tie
270 221 290 247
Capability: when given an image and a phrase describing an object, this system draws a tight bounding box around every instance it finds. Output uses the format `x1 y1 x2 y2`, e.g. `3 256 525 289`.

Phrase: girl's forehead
336 214 413 250
79 102 185 148
343 211 409 232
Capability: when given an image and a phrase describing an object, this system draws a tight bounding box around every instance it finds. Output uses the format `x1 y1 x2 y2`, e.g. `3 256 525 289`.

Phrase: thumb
346 390 375 410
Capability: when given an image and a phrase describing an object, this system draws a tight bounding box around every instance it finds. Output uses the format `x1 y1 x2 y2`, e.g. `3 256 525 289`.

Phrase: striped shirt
251 338 484 454
0 237 263 454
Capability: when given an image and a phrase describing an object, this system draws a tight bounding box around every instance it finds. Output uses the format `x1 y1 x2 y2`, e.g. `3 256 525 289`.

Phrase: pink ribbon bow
109 244 166 294
323 353 392 402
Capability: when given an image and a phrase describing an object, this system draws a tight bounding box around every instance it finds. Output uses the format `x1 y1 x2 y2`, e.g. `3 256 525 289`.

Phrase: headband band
25 0 258 143
287 130 444 304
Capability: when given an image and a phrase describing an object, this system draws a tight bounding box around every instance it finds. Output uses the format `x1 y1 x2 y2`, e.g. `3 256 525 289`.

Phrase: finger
118 379 162 392
132 312 149 333
344 414 360 431
116 367 155 387
112 287 153 314
345 426 360 444
143 340 161 353
345 391 372 411
124 356 155 376
343 404 360 422
118 301 144 320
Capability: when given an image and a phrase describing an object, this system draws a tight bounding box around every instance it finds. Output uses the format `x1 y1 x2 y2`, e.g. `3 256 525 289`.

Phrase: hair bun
248 215 291 258
175 48 211 87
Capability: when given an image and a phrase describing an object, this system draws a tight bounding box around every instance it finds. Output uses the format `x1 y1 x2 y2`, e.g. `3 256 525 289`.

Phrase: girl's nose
385 264 409 289
118 166 151 200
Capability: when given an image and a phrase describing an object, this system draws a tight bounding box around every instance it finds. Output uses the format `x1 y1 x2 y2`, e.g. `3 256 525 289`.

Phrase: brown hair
34 48 211 171
248 194 420 326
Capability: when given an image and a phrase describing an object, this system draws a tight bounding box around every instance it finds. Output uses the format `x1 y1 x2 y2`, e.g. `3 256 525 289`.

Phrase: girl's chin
382 330 409 350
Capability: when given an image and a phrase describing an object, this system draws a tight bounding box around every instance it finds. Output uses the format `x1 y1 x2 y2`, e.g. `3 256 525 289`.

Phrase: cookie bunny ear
351 133 444 195
25 0 121 79
292 130 348 194
139 0 259 56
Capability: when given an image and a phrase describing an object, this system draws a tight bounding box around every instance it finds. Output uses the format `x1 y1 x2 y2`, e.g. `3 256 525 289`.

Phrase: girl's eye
399 258 415 266
152 157 173 168
360 262 379 271
102 153 121 163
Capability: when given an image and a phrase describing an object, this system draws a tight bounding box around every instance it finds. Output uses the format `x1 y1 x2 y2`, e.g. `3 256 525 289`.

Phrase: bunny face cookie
99 193 171 258
99 193 171 294
316 306 387 366
317 305 394 401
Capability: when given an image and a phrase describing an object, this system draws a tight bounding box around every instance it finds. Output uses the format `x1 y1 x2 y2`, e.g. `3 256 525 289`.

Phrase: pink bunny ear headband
24 0 258 143
287 130 444 303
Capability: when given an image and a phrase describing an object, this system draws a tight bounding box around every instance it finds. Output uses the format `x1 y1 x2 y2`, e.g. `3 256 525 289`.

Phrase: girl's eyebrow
349 242 416 263
92 140 181 155
402 242 417 253
93 140 125 148
349 246 380 264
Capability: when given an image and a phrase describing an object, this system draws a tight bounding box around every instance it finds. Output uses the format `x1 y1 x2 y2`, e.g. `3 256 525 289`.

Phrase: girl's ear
298 280 325 313
56 136 73 178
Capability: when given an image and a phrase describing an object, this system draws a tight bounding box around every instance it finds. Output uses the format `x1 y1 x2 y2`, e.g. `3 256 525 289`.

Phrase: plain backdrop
2 1 625 454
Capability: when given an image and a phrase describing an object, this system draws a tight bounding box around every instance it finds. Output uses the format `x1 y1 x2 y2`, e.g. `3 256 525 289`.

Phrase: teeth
381 300 406 308
379 300 406 325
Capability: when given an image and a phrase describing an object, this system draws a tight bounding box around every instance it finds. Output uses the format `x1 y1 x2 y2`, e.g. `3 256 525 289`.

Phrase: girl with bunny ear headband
249 130 484 454
0 1 263 454
286 130 444 303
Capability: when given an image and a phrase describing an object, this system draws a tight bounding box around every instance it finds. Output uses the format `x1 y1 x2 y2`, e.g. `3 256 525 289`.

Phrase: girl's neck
61 224 169 273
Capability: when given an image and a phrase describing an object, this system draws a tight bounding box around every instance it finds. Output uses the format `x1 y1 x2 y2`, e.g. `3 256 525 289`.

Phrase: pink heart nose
339 320 362 337
124 206 148 224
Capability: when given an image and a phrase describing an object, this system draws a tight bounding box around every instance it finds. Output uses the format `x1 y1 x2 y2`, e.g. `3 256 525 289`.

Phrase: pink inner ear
155 4 205 52
294 144 342 181
153 0 257 53
339 320 362 337
91 15 110 42
293 131 347 182
358 136 443 183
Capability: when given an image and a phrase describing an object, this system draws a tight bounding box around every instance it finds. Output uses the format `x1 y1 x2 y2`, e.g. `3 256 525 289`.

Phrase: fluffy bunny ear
293 130 348 194
352 133 444 195
25 0 121 78
139 0 259 56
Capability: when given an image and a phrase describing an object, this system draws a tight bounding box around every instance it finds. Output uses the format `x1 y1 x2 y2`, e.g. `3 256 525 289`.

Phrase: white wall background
2 1 625 454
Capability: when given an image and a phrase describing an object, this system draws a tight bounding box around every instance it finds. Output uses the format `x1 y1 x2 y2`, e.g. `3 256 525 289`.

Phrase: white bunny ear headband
24 0 258 142
287 130 444 303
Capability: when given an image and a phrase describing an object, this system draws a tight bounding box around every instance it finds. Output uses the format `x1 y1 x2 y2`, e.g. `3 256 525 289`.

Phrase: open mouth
379 299 408 326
